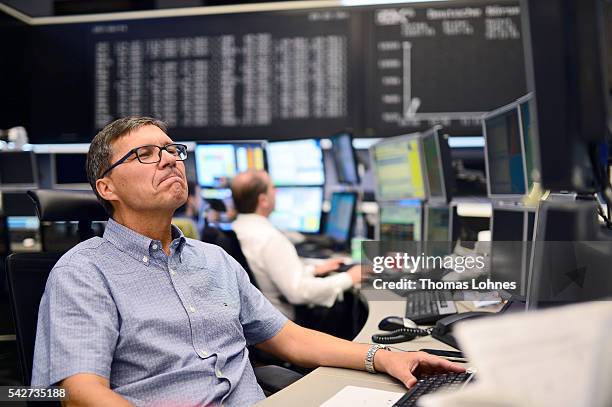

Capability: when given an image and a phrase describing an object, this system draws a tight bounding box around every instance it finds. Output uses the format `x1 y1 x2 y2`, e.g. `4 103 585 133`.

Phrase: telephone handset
372 316 432 344
431 311 491 349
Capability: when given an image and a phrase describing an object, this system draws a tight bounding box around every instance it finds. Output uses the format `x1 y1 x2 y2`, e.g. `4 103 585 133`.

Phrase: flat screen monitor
266 139 324 186
490 207 527 298
53 153 89 188
269 187 323 233
421 127 453 202
0 151 38 188
195 143 265 188
423 204 452 256
371 135 426 201
483 104 527 198
1 191 37 217
378 199 422 242
330 133 359 185
324 192 357 246
518 95 536 191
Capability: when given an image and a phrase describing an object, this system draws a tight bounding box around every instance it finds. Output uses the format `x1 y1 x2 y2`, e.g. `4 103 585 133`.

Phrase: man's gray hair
86 117 167 215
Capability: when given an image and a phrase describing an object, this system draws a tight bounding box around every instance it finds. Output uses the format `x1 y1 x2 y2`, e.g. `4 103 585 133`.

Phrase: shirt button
152 244 158 250
216 370 223 377
189 305 196 313
142 256 149 263
169 268 176 276
201 349 208 357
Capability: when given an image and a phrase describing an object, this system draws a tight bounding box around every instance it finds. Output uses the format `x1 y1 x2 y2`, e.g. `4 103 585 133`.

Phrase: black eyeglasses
99 143 188 179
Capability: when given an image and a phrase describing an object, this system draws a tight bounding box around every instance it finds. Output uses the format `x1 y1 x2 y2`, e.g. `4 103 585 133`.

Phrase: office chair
6 189 301 398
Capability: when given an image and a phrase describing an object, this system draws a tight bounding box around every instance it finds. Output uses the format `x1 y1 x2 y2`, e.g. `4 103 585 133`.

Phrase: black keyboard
405 290 457 324
392 372 474 407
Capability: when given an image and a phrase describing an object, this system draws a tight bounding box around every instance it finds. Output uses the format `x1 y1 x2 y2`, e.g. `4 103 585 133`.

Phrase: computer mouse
378 316 418 331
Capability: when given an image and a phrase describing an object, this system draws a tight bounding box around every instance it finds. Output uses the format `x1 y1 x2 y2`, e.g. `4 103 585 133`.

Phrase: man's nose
158 148 178 168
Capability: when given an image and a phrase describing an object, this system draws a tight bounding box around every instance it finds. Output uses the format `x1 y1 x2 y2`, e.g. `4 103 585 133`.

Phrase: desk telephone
373 312 490 347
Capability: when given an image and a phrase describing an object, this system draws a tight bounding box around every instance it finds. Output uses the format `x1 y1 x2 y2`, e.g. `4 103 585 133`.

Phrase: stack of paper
420 301 612 407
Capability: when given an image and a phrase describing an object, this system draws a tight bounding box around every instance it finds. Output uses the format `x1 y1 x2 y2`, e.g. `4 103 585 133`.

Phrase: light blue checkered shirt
32 218 288 406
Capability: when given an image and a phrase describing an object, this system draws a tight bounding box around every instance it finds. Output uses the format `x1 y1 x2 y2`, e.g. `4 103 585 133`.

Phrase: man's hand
313 258 346 276
374 350 466 389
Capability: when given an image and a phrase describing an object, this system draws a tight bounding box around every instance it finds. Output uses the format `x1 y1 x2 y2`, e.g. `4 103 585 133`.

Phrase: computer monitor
371 134 426 201
489 207 529 298
483 103 527 198
517 94 537 191
421 127 454 202
52 153 89 189
423 203 452 256
195 142 265 188
266 139 325 186
324 192 357 247
378 199 422 242
1 191 37 217
330 132 359 185
269 187 323 233
0 151 38 189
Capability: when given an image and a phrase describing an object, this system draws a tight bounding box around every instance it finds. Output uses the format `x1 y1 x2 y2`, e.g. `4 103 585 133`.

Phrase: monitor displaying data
378 199 422 242
53 153 89 187
484 105 527 196
425 205 451 242
267 139 324 186
422 129 444 200
324 192 357 245
0 151 38 188
269 187 323 233
330 133 359 185
371 135 425 201
195 143 265 187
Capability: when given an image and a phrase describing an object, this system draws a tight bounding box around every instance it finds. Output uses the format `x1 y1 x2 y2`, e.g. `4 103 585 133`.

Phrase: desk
257 290 488 406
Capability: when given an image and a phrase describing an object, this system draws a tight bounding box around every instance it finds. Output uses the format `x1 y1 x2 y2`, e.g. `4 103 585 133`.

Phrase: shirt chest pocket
185 269 245 340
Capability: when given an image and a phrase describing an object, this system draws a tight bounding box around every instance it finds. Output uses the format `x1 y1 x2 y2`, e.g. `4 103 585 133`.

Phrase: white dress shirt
232 213 353 319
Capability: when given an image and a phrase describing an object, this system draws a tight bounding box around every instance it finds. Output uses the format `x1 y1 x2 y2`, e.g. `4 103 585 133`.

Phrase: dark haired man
32 117 463 406
231 170 360 320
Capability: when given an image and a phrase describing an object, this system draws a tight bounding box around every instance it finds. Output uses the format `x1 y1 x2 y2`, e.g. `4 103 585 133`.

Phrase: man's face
264 173 276 213
102 125 188 215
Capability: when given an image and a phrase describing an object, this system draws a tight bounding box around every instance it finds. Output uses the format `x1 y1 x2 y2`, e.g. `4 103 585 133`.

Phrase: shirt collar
103 218 187 265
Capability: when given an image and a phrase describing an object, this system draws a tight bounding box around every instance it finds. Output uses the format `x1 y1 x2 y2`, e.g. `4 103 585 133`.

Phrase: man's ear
96 177 117 202
257 192 268 209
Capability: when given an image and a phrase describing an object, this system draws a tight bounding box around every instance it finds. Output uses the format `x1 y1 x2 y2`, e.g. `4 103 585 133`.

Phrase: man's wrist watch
365 344 389 374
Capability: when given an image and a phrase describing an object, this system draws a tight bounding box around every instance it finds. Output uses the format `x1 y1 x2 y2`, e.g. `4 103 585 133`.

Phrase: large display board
364 0 526 136
23 1 526 143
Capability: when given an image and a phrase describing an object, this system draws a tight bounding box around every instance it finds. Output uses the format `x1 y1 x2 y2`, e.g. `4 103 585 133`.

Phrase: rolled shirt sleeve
31 262 120 387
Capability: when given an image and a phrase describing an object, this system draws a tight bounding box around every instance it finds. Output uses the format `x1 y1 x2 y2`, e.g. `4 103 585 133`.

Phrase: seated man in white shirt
231 170 361 321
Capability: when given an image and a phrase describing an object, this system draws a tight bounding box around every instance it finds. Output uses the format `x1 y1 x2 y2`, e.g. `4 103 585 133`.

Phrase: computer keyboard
392 372 475 407
405 290 457 324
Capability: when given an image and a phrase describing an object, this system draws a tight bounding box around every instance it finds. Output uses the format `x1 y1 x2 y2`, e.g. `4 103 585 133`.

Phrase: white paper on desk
319 386 404 407
445 301 612 407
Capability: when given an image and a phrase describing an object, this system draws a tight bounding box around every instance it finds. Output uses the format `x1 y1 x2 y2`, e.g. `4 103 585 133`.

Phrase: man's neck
113 209 175 254
254 208 271 218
